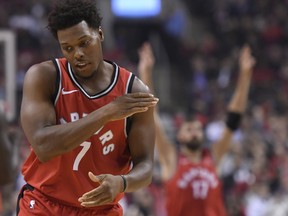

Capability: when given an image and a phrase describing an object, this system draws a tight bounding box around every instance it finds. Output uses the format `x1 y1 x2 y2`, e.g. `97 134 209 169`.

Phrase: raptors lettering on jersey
165 153 227 216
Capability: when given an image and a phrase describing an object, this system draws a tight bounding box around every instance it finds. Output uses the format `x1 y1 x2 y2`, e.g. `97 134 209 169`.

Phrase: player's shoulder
116 63 151 94
27 60 56 75
24 60 58 91
25 60 57 81
131 75 151 94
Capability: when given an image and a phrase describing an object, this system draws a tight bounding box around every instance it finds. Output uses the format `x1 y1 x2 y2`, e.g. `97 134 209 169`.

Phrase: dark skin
21 21 158 207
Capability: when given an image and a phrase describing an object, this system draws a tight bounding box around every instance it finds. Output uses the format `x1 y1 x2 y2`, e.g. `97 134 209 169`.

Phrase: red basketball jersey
165 150 227 216
22 58 134 208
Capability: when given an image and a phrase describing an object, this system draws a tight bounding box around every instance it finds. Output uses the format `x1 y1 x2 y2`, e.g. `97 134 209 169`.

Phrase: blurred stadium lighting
111 0 161 19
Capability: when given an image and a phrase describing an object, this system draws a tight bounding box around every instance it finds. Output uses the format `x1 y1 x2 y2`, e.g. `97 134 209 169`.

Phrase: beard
184 139 202 151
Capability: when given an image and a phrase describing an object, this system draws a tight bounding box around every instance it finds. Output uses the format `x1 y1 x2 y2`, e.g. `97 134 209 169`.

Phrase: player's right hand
104 92 159 121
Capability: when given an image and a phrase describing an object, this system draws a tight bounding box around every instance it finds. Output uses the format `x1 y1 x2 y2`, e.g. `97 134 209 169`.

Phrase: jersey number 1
73 141 91 171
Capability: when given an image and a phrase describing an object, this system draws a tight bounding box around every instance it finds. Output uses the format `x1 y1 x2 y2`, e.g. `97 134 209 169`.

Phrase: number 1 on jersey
73 141 91 171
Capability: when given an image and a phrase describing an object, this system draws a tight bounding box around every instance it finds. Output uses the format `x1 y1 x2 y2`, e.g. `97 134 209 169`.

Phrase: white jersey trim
54 59 62 106
67 62 119 99
124 73 134 138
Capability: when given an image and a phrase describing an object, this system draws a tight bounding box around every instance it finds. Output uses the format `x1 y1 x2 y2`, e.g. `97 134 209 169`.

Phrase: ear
99 26 104 42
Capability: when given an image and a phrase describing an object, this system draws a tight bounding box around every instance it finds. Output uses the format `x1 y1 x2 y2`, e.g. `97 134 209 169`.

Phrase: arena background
1 0 288 215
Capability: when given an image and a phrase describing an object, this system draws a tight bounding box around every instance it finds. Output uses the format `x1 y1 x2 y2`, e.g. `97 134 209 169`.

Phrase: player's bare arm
78 76 157 207
21 61 159 163
212 45 255 168
124 76 156 191
138 42 177 181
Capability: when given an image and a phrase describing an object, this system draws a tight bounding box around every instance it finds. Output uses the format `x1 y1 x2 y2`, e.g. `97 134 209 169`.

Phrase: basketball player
138 42 255 216
17 0 159 215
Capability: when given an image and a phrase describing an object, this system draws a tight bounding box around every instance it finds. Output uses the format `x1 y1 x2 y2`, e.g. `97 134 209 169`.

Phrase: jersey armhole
51 59 60 103
127 73 135 93
126 73 135 135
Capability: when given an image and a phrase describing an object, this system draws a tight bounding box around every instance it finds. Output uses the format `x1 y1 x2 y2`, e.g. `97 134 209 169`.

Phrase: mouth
75 62 90 70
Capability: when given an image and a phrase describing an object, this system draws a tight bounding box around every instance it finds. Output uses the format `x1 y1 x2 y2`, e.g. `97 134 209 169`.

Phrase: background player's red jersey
165 149 227 216
22 58 134 208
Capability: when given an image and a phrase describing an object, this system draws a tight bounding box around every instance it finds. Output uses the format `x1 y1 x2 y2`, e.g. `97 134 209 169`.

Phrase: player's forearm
123 159 153 192
26 92 158 162
31 106 111 163
227 70 252 113
154 114 177 180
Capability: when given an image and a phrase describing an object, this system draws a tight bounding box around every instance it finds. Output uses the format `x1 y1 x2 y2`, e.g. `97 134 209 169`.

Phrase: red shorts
17 184 123 216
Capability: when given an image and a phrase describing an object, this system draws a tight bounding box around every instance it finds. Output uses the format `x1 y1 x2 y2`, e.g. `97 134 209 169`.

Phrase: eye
80 39 91 47
63 46 73 52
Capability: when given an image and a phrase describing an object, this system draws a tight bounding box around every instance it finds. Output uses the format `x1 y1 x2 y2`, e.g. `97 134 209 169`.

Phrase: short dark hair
47 0 102 39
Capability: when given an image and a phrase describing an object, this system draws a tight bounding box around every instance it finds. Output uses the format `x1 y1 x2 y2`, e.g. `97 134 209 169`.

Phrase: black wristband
120 175 127 192
226 112 242 131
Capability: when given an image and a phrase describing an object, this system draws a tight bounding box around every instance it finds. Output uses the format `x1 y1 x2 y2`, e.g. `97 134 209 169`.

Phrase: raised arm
20 61 159 163
212 45 256 168
138 42 177 181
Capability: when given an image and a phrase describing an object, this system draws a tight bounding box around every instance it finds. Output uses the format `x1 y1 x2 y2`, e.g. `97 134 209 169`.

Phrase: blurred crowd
1 0 288 215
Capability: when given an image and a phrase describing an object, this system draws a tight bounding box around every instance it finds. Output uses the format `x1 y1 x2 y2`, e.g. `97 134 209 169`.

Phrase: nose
74 47 84 59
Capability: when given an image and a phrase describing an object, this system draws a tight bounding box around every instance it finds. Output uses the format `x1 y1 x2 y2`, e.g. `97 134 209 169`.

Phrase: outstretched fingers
117 93 158 108
106 92 159 121
125 93 159 112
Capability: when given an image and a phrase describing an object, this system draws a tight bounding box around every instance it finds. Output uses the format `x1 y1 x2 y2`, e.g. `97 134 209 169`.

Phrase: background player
138 42 255 216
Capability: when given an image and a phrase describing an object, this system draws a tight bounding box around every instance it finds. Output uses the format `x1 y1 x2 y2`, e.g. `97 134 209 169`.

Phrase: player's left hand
78 172 123 207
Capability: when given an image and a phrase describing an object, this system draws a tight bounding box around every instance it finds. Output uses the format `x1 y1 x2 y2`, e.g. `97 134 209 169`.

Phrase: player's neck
181 147 202 163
